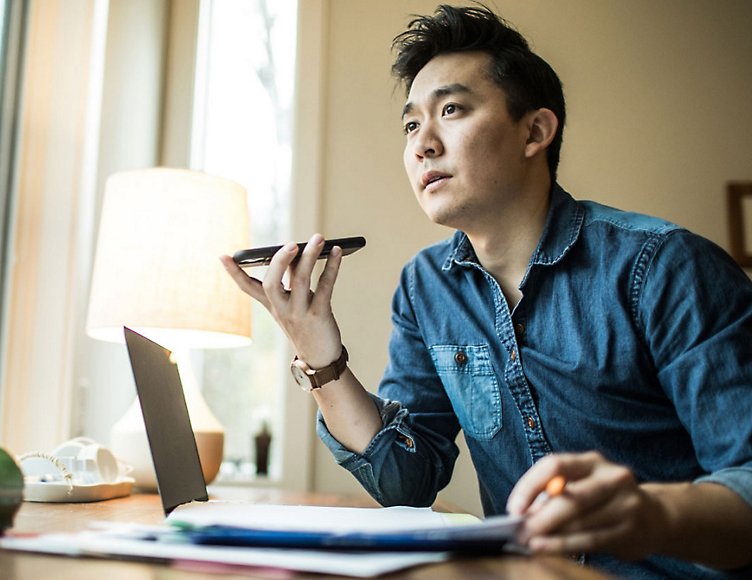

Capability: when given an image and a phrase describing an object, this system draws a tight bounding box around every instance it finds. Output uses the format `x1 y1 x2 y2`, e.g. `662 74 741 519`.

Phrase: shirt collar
442 183 584 272
442 232 477 270
529 183 584 266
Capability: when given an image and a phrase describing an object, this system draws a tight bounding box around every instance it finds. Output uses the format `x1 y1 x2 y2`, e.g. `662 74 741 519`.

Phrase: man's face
402 51 533 233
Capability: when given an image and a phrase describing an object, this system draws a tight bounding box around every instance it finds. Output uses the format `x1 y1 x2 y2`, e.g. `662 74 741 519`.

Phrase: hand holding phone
221 234 356 373
233 236 366 268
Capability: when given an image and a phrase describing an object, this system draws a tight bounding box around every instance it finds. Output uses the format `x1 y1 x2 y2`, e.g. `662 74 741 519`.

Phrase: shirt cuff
695 466 752 509
316 393 417 505
315 393 413 465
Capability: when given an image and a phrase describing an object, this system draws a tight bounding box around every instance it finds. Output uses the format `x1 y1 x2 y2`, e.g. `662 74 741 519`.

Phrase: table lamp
86 168 252 489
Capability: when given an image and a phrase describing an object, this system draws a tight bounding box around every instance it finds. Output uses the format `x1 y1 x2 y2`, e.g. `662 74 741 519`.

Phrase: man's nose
413 125 443 160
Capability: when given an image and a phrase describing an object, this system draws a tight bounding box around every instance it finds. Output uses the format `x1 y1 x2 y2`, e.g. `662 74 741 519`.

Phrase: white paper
167 501 457 532
0 529 448 577
0 504 520 577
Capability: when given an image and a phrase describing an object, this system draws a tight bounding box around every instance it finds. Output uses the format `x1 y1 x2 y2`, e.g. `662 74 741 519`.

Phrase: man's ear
524 108 558 159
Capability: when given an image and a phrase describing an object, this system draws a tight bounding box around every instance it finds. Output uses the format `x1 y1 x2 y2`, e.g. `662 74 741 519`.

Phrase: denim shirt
317 184 752 579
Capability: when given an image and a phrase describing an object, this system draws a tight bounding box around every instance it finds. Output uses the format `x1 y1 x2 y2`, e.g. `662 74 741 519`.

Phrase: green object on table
0 446 24 533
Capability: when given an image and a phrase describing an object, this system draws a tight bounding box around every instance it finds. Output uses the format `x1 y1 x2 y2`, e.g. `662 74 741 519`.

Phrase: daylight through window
190 0 298 482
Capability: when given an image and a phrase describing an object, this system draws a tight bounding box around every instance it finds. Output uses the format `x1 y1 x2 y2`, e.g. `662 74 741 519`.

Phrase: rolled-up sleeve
695 467 752 508
317 261 460 507
638 231 752 509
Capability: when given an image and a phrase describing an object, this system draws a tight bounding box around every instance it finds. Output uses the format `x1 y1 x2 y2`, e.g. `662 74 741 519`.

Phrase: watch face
291 360 313 390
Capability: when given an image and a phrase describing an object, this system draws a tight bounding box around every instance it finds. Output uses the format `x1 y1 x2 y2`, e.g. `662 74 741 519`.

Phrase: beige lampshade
86 168 251 347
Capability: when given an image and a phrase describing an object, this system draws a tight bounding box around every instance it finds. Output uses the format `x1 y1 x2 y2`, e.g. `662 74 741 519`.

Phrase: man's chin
417 196 469 229
425 208 463 229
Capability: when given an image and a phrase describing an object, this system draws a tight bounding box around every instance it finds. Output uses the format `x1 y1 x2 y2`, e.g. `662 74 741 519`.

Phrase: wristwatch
291 346 349 391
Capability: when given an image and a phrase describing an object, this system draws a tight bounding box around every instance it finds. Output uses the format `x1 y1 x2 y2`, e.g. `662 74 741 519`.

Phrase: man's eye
443 103 460 116
404 121 418 134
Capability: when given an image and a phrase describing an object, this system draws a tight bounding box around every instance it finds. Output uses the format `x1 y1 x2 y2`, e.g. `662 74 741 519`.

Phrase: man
221 5 752 578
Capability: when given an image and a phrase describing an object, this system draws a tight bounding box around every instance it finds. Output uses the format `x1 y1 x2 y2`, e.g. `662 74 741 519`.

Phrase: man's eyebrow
402 83 472 119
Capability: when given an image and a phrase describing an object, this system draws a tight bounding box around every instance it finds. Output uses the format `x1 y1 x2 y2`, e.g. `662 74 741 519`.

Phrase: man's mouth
421 171 451 189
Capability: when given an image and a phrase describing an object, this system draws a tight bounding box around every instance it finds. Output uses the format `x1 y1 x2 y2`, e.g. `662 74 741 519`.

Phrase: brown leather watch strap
291 346 349 390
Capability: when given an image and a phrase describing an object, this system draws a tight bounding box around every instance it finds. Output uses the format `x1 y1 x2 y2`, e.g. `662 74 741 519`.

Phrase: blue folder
174 513 522 553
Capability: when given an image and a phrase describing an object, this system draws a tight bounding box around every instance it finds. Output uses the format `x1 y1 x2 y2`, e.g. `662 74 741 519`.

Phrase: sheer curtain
0 0 162 456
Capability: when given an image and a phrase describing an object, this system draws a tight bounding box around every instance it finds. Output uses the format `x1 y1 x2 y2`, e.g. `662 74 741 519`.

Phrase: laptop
124 327 209 514
123 326 521 551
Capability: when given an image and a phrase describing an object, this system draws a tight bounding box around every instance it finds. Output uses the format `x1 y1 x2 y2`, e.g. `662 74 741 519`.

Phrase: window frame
0 0 27 419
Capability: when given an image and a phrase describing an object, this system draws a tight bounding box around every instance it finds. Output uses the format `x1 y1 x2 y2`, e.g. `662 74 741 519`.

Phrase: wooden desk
1 486 613 579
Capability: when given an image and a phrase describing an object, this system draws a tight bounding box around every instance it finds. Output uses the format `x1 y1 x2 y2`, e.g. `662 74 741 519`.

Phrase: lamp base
109 398 224 491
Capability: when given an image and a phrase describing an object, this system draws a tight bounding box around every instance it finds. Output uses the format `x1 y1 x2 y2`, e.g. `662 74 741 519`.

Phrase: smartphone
233 236 366 268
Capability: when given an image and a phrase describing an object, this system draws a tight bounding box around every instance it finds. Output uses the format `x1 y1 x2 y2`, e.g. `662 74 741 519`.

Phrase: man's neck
467 182 551 309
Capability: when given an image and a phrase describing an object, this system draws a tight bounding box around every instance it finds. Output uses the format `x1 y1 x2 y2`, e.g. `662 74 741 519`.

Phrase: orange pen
545 475 566 497
529 475 566 513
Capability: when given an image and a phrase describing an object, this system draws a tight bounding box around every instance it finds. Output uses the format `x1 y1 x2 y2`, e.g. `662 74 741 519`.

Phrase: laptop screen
124 327 209 513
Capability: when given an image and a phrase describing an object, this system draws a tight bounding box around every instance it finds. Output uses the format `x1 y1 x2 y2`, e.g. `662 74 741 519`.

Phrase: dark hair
392 4 566 181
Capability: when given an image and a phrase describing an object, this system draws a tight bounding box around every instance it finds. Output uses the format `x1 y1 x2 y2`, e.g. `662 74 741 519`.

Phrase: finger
528 524 628 556
521 482 619 540
520 461 637 540
559 461 636 505
289 234 325 311
507 455 570 516
529 515 651 561
219 255 270 308
554 494 634 535
311 245 343 311
264 241 300 307
507 451 606 515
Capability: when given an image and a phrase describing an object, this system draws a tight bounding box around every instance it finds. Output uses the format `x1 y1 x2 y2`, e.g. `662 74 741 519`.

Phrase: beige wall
306 0 752 515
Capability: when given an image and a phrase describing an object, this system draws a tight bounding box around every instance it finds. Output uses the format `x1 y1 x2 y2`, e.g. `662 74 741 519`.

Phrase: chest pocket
429 344 502 440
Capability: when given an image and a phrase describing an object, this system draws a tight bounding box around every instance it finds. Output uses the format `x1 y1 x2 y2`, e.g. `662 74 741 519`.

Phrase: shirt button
398 434 414 448
526 416 536 429
515 323 525 335
510 349 517 362
454 352 468 365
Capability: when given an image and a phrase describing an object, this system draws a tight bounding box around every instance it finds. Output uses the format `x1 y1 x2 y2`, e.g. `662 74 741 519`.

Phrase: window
189 0 298 481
